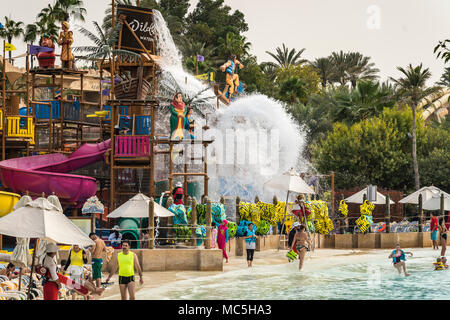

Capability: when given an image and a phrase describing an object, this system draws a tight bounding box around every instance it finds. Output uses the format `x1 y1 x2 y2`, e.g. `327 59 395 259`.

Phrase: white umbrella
399 186 448 205
423 194 450 211
263 168 316 195
107 193 174 218
82 196 104 214
47 193 63 212
0 197 94 246
345 188 396 205
263 168 315 250
10 195 33 291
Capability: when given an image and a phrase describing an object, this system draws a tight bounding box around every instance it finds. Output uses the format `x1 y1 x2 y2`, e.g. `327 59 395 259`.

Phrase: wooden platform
30 68 88 76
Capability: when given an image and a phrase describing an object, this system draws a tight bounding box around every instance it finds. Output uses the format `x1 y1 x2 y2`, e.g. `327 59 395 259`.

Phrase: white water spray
152 11 308 201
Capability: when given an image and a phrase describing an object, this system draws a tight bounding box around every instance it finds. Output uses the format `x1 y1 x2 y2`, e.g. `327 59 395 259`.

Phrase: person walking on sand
89 232 107 289
430 212 439 250
292 225 311 271
244 223 257 267
211 222 217 249
388 244 413 276
105 240 143 300
217 220 229 263
439 218 448 257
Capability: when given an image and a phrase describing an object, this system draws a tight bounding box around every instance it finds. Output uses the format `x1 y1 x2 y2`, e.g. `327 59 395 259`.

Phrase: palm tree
54 0 87 22
345 52 379 88
0 17 24 63
217 32 251 58
390 63 435 190
330 50 349 86
24 19 59 44
265 44 307 69
436 67 450 87
311 57 336 88
278 76 307 105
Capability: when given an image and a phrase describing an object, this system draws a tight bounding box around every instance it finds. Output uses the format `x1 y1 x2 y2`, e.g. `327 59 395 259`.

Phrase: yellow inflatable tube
0 191 20 217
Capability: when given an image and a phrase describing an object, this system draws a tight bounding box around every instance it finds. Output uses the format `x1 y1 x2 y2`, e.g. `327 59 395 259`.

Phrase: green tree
265 44 307 69
275 64 321 99
436 67 450 86
54 0 87 22
24 20 59 44
345 52 379 88
311 57 336 88
434 39 450 64
217 32 251 58
311 107 448 192
278 77 307 105
0 17 24 63
390 63 435 190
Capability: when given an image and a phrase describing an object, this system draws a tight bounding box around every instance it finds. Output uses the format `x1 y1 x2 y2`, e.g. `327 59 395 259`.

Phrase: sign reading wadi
116 5 155 54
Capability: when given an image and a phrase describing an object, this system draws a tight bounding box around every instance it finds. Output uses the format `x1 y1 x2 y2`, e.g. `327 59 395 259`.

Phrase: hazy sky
4 0 450 83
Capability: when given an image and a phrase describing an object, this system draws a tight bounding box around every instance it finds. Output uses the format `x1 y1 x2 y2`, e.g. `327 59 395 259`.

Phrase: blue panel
135 116 151 135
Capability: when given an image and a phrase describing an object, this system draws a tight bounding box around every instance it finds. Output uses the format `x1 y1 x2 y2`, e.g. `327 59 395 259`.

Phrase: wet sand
99 248 367 300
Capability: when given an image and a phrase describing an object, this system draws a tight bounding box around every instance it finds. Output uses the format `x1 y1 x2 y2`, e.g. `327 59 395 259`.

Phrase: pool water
136 248 450 300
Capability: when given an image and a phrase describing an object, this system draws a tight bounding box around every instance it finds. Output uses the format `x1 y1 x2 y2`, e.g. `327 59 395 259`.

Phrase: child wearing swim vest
433 257 448 270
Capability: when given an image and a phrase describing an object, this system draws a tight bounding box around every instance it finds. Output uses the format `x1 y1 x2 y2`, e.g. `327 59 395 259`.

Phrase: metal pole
385 195 391 233
418 194 423 232
191 197 197 247
205 197 212 249
27 238 39 300
277 190 290 251
149 197 154 249
2 41 6 160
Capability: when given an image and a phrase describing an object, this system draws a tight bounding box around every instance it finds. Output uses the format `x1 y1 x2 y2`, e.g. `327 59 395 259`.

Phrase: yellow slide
0 191 20 218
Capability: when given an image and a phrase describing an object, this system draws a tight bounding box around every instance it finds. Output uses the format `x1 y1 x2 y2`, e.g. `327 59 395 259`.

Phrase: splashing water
206 94 307 201
152 10 308 201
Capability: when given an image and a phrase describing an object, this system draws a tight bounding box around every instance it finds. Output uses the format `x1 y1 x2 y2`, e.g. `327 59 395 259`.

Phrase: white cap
293 222 301 228
175 182 183 188
46 243 59 253
112 225 119 231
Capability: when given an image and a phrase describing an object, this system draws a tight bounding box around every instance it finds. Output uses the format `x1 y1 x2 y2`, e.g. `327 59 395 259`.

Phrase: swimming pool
136 248 449 300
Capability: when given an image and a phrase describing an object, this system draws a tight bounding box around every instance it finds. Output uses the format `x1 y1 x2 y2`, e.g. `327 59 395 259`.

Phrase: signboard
70 217 94 236
116 5 155 53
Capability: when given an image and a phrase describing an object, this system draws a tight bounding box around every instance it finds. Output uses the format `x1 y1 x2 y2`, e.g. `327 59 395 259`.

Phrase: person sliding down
388 243 413 276
220 54 244 103
292 225 311 271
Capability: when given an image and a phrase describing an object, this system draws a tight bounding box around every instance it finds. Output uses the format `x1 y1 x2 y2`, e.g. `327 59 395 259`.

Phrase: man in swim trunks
105 240 143 300
292 225 312 271
89 232 106 289
388 243 413 276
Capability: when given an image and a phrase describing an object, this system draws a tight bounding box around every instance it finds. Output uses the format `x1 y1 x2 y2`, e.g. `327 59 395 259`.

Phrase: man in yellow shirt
105 240 143 300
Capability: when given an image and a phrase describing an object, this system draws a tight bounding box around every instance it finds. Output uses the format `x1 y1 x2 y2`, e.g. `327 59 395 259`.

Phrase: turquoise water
136 248 450 300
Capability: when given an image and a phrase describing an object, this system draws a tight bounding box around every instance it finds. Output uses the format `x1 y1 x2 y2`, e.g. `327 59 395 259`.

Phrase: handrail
6 116 35 144
115 135 150 157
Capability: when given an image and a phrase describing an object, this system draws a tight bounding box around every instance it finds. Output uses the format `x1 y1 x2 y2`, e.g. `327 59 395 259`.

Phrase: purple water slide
0 140 111 206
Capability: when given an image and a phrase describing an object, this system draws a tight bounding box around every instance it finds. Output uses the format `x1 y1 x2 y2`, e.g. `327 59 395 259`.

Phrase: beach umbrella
47 193 63 212
10 194 33 290
0 197 94 246
82 196 104 215
399 186 448 205
0 197 94 299
107 193 174 218
345 188 395 205
263 168 315 250
422 194 450 211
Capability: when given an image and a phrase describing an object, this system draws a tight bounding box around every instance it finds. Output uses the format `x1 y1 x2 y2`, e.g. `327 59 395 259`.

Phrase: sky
3 0 450 84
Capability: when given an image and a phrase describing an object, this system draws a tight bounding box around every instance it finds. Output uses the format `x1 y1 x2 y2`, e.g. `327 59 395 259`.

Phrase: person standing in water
292 225 311 271
89 232 107 289
388 244 413 276
105 240 143 300
244 223 257 267
439 218 448 257
217 220 229 263
430 212 439 250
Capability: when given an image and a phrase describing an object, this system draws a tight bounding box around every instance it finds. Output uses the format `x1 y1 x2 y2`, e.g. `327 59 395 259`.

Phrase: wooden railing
6 116 35 144
115 136 150 157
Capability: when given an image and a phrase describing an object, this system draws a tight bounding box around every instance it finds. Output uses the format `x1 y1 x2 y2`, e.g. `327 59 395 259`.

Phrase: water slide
0 140 111 206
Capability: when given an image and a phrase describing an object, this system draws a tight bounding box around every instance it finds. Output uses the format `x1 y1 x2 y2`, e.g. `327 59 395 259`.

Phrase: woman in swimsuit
388 243 413 276
292 225 312 271
439 218 448 257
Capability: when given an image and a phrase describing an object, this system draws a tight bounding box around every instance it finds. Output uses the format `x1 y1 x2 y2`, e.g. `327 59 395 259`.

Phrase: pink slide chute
0 140 111 205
